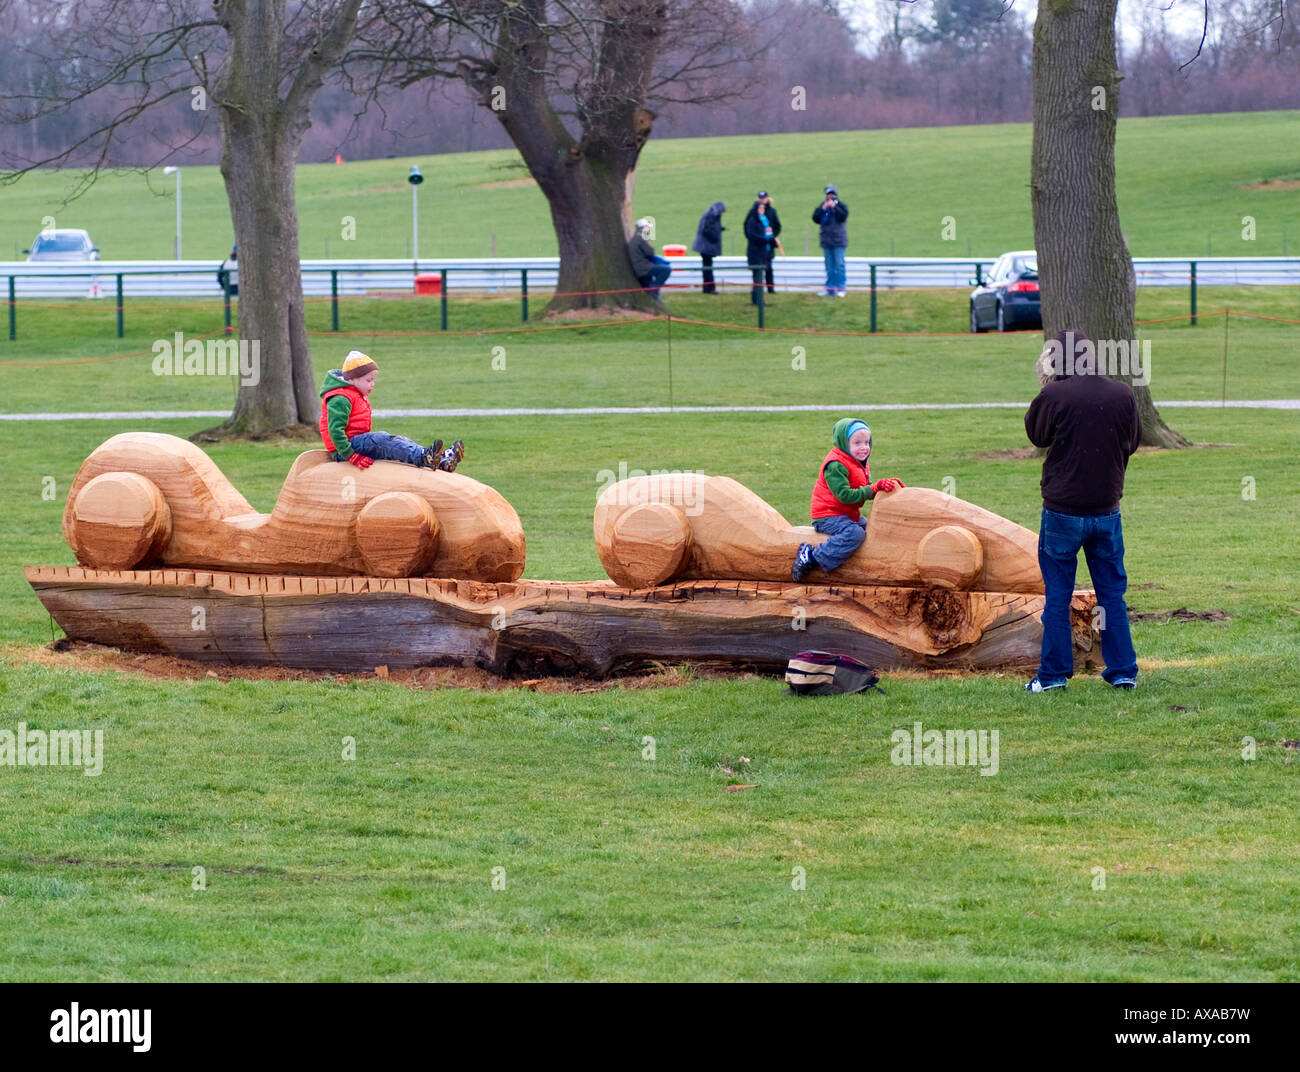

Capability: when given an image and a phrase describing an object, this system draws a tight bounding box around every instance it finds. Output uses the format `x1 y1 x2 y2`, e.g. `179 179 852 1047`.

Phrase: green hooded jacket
824 417 874 505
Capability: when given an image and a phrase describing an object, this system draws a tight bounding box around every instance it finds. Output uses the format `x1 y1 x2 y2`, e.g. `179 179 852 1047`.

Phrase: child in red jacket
791 417 904 582
319 351 463 471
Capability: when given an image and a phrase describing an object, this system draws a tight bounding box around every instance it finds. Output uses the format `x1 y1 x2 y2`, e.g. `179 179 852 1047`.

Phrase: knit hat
341 350 377 380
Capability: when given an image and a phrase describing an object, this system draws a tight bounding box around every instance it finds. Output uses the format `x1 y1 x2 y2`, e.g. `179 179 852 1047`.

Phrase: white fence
2 255 1298 299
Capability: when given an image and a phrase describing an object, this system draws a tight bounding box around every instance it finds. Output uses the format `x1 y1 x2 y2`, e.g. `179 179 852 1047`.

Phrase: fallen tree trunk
27 567 1098 676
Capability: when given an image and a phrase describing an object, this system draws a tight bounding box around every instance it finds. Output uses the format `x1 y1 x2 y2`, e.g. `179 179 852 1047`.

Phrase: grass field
1 278 1299 979
4 111 1300 261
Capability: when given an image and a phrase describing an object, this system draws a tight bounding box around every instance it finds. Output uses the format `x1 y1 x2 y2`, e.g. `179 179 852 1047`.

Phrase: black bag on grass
785 651 884 696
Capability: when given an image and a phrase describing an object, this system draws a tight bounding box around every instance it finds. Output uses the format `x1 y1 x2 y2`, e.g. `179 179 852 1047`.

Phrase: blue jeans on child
1037 507 1138 686
810 514 866 571
347 430 424 467
822 246 847 294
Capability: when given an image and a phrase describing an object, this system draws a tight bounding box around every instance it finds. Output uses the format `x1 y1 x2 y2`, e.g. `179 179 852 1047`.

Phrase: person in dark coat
627 217 671 300
743 191 782 305
1022 329 1143 693
692 201 726 294
812 184 849 296
216 245 238 297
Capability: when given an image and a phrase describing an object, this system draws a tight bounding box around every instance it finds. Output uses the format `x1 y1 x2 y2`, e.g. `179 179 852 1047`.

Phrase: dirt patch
1129 606 1228 623
17 640 760 693
976 447 1038 461
542 306 661 324
470 177 538 190
976 443 1236 461
1240 178 1300 192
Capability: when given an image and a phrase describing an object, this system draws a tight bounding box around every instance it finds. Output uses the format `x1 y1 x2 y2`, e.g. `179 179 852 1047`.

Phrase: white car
24 228 100 262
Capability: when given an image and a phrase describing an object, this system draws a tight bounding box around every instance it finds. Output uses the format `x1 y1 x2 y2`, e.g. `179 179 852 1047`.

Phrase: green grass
1 292 1299 979
5 111 1300 260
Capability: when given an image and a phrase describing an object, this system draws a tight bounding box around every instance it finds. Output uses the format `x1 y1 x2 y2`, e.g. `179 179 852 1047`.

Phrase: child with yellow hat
318 351 464 471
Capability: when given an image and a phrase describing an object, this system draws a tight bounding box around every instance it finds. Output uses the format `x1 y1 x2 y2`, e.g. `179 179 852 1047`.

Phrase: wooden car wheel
607 502 693 588
356 492 440 577
70 471 173 570
916 525 983 589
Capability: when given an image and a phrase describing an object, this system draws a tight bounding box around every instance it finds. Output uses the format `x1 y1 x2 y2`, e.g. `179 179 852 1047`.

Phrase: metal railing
4 256 1298 339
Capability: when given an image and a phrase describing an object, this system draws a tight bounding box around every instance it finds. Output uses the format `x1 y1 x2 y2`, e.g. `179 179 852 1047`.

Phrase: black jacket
627 234 657 279
692 202 726 257
812 200 849 248
1025 372 1142 514
743 201 781 263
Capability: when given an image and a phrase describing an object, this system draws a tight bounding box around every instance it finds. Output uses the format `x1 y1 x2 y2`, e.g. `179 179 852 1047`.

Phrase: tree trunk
462 0 665 316
200 0 362 439
27 568 1100 675
1030 0 1188 448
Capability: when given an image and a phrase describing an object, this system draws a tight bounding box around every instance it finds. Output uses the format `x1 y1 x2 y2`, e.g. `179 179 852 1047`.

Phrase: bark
27 568 1100 675
1030 0 1189 448
200 0 363 438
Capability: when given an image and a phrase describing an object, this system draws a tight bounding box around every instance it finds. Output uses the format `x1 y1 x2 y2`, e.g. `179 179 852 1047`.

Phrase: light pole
163 166 181 259
408 164 423 269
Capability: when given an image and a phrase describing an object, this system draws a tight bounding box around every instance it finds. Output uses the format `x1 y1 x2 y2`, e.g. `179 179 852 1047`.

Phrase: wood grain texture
594 475 1043 592
27 566 1097 675
62 432 524 581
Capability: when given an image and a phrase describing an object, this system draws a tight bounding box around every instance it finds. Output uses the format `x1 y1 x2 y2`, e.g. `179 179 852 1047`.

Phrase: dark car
970 250 1040 333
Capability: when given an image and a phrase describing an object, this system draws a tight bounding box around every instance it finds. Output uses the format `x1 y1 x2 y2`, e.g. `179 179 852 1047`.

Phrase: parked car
970 250 1040 332
23 228 100 262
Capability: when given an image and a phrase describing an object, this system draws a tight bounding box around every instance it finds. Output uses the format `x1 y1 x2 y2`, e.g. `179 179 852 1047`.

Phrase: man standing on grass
1023 329 1142 693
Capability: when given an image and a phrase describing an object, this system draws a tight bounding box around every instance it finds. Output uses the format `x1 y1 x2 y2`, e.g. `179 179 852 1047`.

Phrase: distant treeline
8 0 1298 165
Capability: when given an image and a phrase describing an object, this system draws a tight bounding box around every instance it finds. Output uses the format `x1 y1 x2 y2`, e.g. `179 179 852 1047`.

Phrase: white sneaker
835 290 847 298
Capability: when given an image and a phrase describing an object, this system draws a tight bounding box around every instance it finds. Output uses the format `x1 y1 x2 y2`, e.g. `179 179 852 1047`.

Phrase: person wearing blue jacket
812 184 849 297
692 202 725 294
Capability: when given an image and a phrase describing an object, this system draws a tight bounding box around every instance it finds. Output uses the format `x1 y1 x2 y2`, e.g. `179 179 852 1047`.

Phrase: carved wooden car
63 432 525 581
593 473 1042 593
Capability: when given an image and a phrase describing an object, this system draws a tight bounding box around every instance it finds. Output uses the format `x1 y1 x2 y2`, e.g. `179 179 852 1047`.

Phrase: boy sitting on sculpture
319 351 463 471
791 417 905 582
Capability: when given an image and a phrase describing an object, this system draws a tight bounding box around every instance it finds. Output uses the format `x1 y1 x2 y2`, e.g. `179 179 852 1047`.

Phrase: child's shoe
422 440 444 468
437 439 465 473
791 543 815 583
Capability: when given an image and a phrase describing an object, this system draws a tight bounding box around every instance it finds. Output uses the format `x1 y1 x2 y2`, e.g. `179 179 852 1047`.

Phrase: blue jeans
347 430 425 467
641 257 672 299
810 514 866 572
822 246 846 293
1037 508 1138 686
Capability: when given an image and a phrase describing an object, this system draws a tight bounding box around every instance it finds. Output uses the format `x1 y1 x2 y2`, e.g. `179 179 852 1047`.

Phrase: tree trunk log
1030 0 1188 448
27 567 1099 676
202 0 362 438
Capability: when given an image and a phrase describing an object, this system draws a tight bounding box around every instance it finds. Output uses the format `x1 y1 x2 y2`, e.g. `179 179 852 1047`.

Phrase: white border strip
2 400 1298 421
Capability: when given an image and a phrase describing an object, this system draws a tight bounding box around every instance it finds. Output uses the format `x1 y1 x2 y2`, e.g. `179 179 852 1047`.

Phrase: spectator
692 201 726 294
628 218 671 300
812 185 848 297
744 191 783 305
1022 329 1142 693
216 245 238 297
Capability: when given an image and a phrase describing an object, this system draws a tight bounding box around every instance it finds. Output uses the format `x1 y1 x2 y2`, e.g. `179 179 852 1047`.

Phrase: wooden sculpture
62 432 525 581
593 474 1042 593
30 439 1101 675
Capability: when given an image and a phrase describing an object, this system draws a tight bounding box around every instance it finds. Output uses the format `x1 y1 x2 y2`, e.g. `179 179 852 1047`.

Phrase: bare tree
351 0 759 315
0 0 364 438
1030 0 1188 448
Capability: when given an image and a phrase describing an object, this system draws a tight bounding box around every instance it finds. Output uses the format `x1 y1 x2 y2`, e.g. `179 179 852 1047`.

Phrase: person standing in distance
692 201 725 294
1023 329 1142 693
744 191 782 305
812 185 848 297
